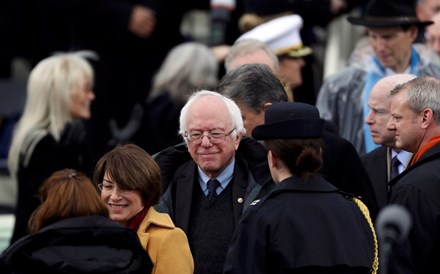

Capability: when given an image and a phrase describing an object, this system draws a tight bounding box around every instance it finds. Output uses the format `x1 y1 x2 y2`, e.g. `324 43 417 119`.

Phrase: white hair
178 90 246 144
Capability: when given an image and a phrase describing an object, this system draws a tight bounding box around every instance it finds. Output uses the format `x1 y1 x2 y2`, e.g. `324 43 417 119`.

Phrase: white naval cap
236 14 312 58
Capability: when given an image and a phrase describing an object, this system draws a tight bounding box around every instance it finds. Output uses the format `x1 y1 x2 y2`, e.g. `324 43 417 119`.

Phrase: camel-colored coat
137 207 194 274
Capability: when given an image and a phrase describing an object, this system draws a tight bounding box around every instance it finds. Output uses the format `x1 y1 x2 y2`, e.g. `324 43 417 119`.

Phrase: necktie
390 156 401 180
207 179 220 200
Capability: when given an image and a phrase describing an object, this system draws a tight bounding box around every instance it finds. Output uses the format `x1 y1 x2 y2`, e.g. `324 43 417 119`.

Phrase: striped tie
207 179 220 200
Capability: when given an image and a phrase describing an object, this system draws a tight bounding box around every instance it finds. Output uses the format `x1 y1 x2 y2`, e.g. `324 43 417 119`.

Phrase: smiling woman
93 143 194 274
0 168 153 273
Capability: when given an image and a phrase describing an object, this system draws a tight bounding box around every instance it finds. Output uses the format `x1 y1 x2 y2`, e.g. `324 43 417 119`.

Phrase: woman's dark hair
265 138 323 177
94 143 161 208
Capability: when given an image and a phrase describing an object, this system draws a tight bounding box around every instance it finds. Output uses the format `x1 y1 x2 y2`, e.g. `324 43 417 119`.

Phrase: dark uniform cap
252 102 325 140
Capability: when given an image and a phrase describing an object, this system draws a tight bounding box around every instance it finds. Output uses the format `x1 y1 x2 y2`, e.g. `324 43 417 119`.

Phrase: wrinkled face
278 57 305 90
365 88 396 146
236 100 264 137
100 171 144 225
367 27 417 73
70 78 95 119
387 89 424 152
185 96 240 178
228 48 277 71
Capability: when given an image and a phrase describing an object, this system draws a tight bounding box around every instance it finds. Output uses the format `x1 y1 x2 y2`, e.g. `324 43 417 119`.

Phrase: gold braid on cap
274 43 304 56
352 197 379 274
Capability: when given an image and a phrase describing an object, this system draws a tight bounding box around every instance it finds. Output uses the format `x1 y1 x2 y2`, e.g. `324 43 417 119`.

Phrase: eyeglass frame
97 182 134 194
184 128 236 144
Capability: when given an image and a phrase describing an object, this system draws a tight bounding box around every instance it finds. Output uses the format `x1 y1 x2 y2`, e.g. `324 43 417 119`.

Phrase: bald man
361 74 415 209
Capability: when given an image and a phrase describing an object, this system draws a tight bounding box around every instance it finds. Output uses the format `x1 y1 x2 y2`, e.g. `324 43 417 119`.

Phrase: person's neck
390 53 412 74
274 170 292 184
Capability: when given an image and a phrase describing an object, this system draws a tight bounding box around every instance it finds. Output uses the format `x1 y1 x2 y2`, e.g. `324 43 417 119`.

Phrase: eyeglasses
184 128 235 144
97 183 133 194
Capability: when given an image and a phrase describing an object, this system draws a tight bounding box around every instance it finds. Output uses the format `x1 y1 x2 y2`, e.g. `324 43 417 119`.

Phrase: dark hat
252 102 325 140
347 0 433 28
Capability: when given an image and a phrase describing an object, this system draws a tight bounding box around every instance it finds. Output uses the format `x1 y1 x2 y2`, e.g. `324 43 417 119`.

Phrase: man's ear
421 108 433 128
263 102 272 112
409 25 418 42
234 131 243 150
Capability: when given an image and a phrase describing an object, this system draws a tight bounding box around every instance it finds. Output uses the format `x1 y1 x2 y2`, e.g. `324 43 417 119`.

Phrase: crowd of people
1 0 440 273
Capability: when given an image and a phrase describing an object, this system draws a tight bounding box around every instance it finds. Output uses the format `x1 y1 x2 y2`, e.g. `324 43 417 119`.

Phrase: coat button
237 197 243 203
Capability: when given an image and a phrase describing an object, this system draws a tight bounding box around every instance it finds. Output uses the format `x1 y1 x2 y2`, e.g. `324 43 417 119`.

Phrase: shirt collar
198 157 235 191
391 149 412 168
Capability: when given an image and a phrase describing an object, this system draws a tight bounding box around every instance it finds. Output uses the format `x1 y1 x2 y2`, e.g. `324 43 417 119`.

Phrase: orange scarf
411 135 440 164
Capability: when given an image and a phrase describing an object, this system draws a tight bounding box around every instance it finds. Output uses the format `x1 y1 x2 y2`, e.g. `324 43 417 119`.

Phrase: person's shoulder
322 130 357 152
323 120 340 136
320 66 366 92
140 209 190 249
414 43 440 65
141 207 176 230
361 146 387 161
42 215 122 231
147 91 182 114
154 142 190 162
154 142 193 175
237 136 272 185
24 133 57 161
237 136 267 161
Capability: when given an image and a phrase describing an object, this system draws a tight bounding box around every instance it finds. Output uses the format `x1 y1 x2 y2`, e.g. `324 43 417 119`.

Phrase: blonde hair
8 51 96 176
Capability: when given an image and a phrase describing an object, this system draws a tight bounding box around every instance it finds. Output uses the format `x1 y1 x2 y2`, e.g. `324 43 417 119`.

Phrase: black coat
154 133 380 222
387 143 440 274
132 92 185 155
224 175 376 274
361 146 389 210
11 124 93 244
154 136 275 274
154 136 275 232
0 215 152 273
320 131 379 220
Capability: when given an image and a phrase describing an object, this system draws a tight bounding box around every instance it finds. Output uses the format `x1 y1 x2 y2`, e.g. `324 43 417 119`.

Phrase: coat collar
275 174 340 193
138 207 175 233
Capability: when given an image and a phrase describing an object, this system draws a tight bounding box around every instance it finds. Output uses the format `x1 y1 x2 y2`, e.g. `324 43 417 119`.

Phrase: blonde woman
8 51 96 244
